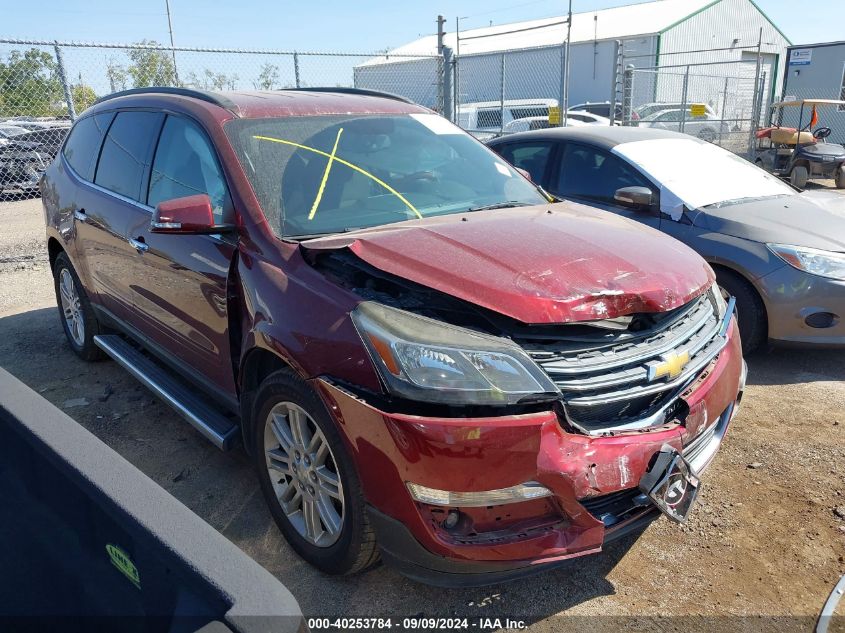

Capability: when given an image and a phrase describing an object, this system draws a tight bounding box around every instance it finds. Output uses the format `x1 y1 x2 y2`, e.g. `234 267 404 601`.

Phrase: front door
123 114 238 399
549 142 662 229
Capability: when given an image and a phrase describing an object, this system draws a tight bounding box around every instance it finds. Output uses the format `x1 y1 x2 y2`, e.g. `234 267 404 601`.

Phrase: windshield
225 113 546 238
612 138 795 217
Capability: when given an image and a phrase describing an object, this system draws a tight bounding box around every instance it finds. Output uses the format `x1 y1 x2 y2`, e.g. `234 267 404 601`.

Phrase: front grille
522 289 727 434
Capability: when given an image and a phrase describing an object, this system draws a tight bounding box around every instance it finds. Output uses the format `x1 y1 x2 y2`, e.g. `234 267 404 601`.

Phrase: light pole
165 0 179 85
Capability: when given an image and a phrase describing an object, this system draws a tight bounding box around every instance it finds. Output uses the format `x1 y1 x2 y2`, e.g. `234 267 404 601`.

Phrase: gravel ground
0 194 843 631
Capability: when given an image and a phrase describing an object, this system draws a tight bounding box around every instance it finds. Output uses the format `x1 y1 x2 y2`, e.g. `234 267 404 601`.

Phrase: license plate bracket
638 445 700 523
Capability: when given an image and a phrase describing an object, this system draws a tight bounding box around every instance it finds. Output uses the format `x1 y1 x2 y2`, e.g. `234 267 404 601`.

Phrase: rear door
123 114 238 399
492 140 556 188
80 110 164 322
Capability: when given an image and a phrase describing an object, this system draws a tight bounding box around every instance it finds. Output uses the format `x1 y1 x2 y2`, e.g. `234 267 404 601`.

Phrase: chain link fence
1 36 780 204
0 39 442 202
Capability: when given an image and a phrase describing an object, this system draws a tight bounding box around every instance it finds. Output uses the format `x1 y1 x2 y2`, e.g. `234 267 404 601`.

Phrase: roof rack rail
93 87 238 113
282 87 415 104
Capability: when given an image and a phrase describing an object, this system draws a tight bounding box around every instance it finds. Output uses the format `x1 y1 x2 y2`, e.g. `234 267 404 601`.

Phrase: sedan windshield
225 113 547 238
612 137 795 215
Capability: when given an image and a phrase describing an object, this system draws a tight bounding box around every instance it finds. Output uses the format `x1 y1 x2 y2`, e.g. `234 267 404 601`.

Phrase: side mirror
515 167 533 182
151 194 233 234
614 186 655 210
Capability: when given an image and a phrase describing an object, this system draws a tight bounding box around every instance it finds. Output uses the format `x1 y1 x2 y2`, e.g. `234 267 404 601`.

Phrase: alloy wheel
264 402 344 547
59 268 85 346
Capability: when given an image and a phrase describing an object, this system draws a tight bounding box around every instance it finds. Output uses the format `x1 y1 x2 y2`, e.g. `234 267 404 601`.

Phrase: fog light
406 481 552 507
443 510 460 529
805 311 839 329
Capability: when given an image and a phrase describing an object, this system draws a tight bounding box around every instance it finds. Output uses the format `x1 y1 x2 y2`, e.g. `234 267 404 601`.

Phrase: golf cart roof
772 99 845 108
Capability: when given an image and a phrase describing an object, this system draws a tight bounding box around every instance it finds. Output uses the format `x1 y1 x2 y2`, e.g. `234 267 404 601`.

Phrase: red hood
303 204 714 324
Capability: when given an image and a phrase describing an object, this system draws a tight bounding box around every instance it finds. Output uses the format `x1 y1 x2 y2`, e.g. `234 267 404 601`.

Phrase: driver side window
147 115 231 223
554 144 651 205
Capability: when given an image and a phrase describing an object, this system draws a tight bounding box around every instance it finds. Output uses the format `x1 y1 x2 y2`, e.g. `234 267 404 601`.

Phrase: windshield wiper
464 201 533 213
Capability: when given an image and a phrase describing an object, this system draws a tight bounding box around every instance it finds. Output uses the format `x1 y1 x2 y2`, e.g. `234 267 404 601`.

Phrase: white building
355 0 790 123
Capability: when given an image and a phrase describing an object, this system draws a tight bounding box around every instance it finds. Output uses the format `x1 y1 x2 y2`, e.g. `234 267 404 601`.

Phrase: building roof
360 0 715 67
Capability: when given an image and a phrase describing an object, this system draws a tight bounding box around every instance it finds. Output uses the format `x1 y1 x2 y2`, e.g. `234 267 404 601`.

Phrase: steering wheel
813 127 832 140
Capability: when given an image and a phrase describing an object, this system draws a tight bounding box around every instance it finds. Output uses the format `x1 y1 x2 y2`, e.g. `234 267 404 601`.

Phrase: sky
0 0 840 52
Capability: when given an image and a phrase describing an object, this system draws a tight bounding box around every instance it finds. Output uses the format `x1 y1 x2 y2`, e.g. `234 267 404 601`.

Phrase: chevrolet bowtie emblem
647 350 691 381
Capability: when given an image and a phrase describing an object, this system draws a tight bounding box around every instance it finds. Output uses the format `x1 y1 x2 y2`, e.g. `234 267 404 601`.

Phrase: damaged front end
306 247 746 586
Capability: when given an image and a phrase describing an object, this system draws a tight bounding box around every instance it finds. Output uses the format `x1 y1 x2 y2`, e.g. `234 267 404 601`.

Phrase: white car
502 115 595 134
638 109 728 143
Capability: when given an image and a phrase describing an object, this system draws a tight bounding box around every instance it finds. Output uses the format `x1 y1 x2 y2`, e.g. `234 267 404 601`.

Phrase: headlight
351 301 559 405
767 243 845 281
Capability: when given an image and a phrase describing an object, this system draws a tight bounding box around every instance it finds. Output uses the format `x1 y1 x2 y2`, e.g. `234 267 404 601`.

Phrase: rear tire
53 252 106 361
252 369 379 575
790 165 809 189
716 268 766 355
835 166 845 189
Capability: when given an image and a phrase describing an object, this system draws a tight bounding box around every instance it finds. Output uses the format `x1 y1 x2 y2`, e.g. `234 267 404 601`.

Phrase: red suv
42 87 746 586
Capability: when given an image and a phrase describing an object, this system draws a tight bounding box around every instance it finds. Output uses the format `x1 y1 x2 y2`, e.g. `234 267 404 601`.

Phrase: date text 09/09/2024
307 618 528 630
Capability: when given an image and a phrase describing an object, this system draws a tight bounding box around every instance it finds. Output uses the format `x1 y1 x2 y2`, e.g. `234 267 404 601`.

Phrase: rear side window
94 111 162 201
495 142 553 184
62 113 113 181
148 115 231 222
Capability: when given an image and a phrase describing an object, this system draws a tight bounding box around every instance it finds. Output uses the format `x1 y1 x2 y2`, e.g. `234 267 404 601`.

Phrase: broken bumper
314 318 745 587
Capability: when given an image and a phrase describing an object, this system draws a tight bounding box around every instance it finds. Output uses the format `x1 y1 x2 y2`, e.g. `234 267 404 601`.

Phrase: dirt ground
1 195 843 631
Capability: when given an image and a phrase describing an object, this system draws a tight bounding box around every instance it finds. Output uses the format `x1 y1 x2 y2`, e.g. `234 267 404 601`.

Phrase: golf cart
754 99 845 189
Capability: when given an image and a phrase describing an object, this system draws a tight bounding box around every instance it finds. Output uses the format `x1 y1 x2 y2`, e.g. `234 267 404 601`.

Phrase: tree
0 48 63 117
254 63 279 90
186 69 239 91
71 83 97 112
126 40 176 87
106 58 128 93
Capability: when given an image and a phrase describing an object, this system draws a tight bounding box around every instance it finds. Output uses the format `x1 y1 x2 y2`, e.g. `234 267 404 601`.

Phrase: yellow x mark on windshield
253 134 422 220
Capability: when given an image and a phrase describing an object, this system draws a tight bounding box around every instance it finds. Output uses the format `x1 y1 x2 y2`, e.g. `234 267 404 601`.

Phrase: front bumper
757 264 845 347
314 319 745 586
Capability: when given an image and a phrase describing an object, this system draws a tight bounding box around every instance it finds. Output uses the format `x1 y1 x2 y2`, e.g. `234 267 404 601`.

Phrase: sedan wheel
264 401 344 547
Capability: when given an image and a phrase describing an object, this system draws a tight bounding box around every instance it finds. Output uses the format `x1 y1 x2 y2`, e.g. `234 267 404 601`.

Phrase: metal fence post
293 52 301 88
499 52 506 134
53 42 76 121
622 65 634 127
680 65 690 133
558 44 566 126
442 46 453 121
610 40 621 125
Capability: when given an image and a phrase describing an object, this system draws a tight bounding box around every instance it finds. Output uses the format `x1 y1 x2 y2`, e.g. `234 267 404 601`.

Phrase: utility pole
563 0 572 126
436 15 446 54
165 0 179 86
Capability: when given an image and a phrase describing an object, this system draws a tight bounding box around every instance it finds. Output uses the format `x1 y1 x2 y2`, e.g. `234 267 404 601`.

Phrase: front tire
790 165 809 189
716 268 766 355
252 369 379 575
835 166 845 189
53 252 105 361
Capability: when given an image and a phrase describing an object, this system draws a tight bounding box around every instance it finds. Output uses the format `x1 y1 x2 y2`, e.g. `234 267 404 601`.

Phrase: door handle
73 208 86 222
128 237 149 253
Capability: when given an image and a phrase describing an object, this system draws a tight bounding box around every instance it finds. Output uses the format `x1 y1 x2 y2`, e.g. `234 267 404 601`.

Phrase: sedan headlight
351 301 559 405
767 244 845 281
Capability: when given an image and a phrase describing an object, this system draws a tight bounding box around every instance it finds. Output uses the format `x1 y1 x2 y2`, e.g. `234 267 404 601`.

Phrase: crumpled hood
698 191 845 251
303 203 714 324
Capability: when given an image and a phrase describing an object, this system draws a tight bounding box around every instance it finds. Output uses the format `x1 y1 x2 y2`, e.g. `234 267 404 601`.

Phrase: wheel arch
238 346 297 455
708 260 769 339
47 236 64 272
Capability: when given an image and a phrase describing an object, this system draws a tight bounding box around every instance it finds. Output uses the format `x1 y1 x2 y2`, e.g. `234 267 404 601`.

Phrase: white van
457 99 558 133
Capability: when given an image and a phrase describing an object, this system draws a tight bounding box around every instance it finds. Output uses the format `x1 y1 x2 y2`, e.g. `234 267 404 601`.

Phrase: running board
93 335 239 450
